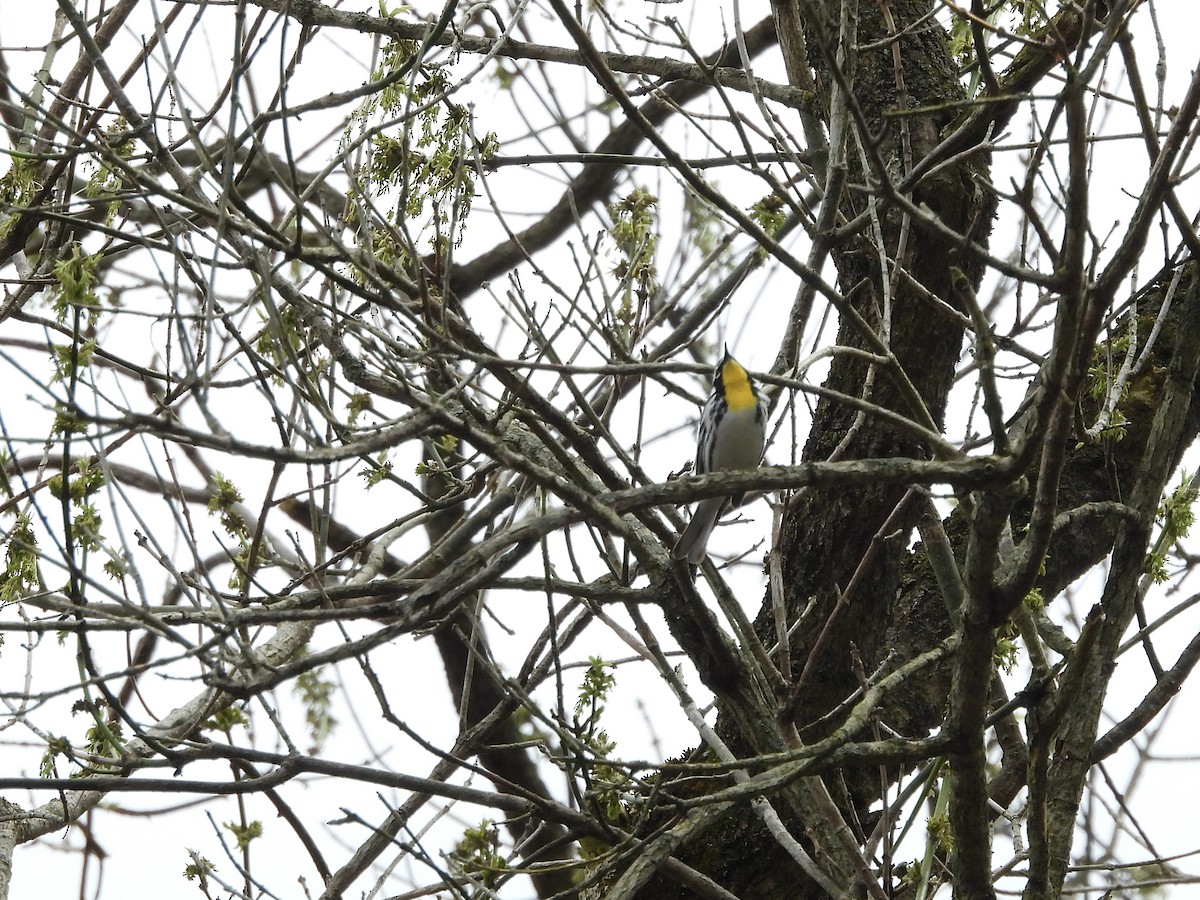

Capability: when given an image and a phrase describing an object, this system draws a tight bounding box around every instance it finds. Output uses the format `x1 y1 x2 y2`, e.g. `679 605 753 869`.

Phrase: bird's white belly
709 405 765 470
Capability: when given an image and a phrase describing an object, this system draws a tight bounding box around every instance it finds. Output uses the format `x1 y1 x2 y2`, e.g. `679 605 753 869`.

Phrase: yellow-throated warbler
672 349 768 564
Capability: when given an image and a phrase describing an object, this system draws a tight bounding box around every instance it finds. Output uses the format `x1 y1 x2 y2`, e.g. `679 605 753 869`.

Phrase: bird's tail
671 497 726 565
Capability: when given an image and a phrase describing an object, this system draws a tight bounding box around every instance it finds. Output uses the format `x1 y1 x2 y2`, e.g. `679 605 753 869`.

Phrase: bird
672 349 768 564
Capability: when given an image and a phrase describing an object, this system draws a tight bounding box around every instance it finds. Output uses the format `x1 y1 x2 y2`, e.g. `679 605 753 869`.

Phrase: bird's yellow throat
721 359 757 412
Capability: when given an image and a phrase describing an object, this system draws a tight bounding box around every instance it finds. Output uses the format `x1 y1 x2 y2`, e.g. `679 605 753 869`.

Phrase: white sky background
0 1 1198 897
